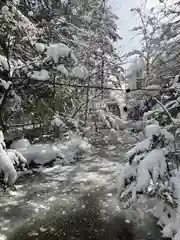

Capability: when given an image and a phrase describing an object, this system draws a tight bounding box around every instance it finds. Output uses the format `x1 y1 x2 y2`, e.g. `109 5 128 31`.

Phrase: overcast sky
109 0 159 54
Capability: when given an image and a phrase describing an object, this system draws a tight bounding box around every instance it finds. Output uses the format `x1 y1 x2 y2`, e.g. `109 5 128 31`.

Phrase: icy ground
0 144 163 240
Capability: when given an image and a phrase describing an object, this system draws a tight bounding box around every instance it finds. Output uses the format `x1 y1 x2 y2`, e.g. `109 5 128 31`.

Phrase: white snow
70 51 78 64
46 43 76 63
117 162 137 196
136 149 167 191
28 11 33 17
125 219 131 224
0 131 4 144
15 144 61 165
99 110 111 128
0 79 11 90
56 64 68 77
119 104 128 120
10 133 90 165
10 139 31 149
2 6 9 14
146 84 161 96
11 6 38 37
161 128 175 142
35 43 45 53
60 132 91 161
6 132 91 167
8 149 27 164
174 230 180 240
126 138 152 159
51 116 64 127
145 124 161 139
71 65 89 80
118 118 180 240
170 74 180 89
0 234 7 240
104 129 121 142
7 151 19 165
31 69 50 81
162 223 174 238
80 15 92 23
0 133 28 186
0 55 9 71
0 151 17 186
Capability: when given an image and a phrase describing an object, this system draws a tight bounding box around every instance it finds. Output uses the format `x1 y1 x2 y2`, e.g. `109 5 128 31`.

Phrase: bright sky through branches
109 0 160 53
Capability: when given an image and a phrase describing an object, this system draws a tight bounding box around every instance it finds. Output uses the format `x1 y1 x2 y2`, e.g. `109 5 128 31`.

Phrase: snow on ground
10 139 31 149
0 143 123 237
0 136 165 240
8 133 91 166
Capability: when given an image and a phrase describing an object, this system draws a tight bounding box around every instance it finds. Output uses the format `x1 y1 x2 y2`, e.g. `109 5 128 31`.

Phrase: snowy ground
0 143 163 240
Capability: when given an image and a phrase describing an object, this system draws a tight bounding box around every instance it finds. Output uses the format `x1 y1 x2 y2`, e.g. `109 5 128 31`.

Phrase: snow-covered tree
117 120 180 239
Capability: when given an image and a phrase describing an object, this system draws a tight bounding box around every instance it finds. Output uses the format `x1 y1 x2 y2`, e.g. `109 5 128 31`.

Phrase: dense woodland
0 0 122 141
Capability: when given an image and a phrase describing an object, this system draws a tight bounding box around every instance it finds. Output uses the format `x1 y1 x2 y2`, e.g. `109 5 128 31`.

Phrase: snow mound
0 132 28 187
71 65 89 80
46 43 77 63
10 138 31 149
35 42 45 53
136 149 167 191
31 69 50 81
16 144 62 165
145 124 161 138
118 148 168 205
151 170 180 239
80 15 92 23
7 151 19 165
51 115 65 128
8 149 27 164
146 84 161 96
56 64 68 77
0 131 5 144
126 138 152 159
170 74 180 89
0 55 9 71
104 129 122 143
10 133 90 166
0 150 17 186
28 11 33 17
61 132 91 162
2 6 9 14
99 110 108 125
65 132 91 152
174 230 180 240
0 79 11 90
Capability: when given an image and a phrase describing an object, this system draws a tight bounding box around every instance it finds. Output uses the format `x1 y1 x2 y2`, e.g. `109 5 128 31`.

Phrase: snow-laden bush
16 143 63 166
70 65 89 80
117 123 180 239
0 131 27 188
151 168 180 239
46 43 77 64
117 124 174 203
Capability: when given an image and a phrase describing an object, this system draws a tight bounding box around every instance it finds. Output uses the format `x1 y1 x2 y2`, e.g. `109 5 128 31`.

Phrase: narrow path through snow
0 144 163 240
